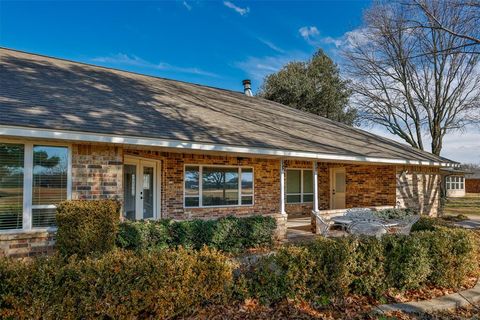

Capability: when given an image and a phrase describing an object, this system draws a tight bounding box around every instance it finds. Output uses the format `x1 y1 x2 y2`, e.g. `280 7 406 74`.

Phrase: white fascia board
0 125 457 167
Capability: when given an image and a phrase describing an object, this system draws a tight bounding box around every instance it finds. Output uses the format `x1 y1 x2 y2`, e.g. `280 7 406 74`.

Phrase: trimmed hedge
244 228 479 305
0 247 233 319
117 215 277 253
56 200 121 257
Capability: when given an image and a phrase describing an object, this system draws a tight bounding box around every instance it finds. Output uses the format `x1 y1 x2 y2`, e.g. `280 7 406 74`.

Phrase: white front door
331 168 346 209
123 157 160 220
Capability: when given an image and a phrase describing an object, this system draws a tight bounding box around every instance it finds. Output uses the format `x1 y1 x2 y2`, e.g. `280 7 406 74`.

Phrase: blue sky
1 0 479 163
0 0 368 92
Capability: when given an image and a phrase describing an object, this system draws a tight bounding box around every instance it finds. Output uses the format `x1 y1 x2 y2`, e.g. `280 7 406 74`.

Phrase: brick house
0 48 457 257
466 170 480 193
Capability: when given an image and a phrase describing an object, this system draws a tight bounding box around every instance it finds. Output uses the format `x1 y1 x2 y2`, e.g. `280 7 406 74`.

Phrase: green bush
373 208 416 220
247 246 314 305
116 219 171 250
117 215 277 253
418 228 479 288
56 200 121 257
307 237 356 297
0 247 233 319
411 216 450 232
383 234 431 290
350 237 386 297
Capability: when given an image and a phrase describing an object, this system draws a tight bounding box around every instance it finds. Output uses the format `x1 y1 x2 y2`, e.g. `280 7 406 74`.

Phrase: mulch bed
188 301 480 320
186 277 479 320
383 276 479 304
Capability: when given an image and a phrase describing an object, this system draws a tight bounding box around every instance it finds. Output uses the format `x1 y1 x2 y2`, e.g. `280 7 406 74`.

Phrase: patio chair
391 215 420 235
347 220 388 239
312 211 332 237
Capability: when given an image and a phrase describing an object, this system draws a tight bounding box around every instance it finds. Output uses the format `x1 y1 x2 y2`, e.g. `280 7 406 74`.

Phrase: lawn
444 193 480 216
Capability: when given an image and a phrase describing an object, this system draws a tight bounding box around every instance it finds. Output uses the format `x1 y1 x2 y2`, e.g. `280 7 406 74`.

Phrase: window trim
0 139 72 233
286 169 314 204
183 164 254 208
446 176 465 190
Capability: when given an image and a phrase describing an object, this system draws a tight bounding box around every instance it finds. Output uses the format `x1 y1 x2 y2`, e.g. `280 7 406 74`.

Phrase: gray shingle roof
0 48 454 165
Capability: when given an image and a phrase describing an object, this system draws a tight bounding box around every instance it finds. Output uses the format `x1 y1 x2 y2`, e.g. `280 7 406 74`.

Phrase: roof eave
0 125 457 167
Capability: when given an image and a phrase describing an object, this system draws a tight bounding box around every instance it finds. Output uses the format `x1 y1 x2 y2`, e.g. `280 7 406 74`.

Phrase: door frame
329 167 346 210
123 155 161 220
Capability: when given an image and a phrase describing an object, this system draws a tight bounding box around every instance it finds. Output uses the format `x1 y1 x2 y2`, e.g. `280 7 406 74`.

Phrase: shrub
116 219 171 250
307 237 356 297
350 236 386 297
373 208 416 220
117 215 277 253
56 200 121 257
0 247 233 319
242 215 277 248
418 228 479 287
411 216 450 232
211 216 244 252
247 246 313 305
383 234 431 290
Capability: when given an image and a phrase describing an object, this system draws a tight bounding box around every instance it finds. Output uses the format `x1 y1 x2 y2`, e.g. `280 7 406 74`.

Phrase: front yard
444 193 480 217
1 200 479 319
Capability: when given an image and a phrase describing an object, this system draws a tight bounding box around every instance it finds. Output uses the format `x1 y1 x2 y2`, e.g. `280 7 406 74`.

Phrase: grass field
444 193 480 216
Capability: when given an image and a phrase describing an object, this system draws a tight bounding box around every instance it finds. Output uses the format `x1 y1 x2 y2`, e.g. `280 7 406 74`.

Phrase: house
441 168 466 198
466 170 480 193
0 48 457 257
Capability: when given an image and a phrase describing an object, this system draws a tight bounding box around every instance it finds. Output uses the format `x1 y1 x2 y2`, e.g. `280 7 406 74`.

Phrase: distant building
466 170 480 193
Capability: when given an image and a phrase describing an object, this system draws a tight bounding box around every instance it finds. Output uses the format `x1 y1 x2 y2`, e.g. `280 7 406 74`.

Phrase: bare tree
343 1 480 155
412 0 480 53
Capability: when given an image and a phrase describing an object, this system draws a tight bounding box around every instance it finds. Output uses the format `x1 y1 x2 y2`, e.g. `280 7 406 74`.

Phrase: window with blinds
0 143 24 230
0 142 70 231
32 146 68 228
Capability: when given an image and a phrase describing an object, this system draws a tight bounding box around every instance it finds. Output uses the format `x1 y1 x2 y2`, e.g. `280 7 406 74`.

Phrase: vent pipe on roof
242 79 253 96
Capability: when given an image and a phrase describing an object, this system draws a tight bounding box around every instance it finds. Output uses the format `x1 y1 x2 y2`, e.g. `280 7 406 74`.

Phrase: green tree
257 49 357 125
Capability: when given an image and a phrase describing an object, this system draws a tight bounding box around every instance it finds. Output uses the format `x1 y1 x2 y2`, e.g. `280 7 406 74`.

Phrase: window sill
184 204 255 209
286 202 313 205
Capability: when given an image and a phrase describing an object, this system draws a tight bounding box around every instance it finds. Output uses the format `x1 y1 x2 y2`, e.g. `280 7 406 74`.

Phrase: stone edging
375 280 480 314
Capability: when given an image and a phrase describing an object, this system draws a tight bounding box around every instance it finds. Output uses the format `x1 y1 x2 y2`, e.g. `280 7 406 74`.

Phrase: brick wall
0 231 55 258
1 143 443 257
126 149 281 219
466 179 480 193
396 166 441 216
71 144 123 201
316 163 397 210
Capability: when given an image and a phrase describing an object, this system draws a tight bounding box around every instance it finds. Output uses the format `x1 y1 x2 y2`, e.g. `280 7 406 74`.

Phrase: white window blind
0 143 24 230
32 146 68 228
0 142 70 232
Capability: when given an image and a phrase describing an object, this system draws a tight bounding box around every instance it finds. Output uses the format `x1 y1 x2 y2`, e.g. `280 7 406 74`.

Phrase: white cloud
235 51 310 83
299 26 320 43
223 1 249 16
257 38 285 53
91 53 219 78
182 1 192 11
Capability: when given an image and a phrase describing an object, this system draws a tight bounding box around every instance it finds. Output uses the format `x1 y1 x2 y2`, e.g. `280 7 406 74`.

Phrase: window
446 176 464 190
286 169 313 203
184 165 253 207
0 144 24 230
0 142 70 231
